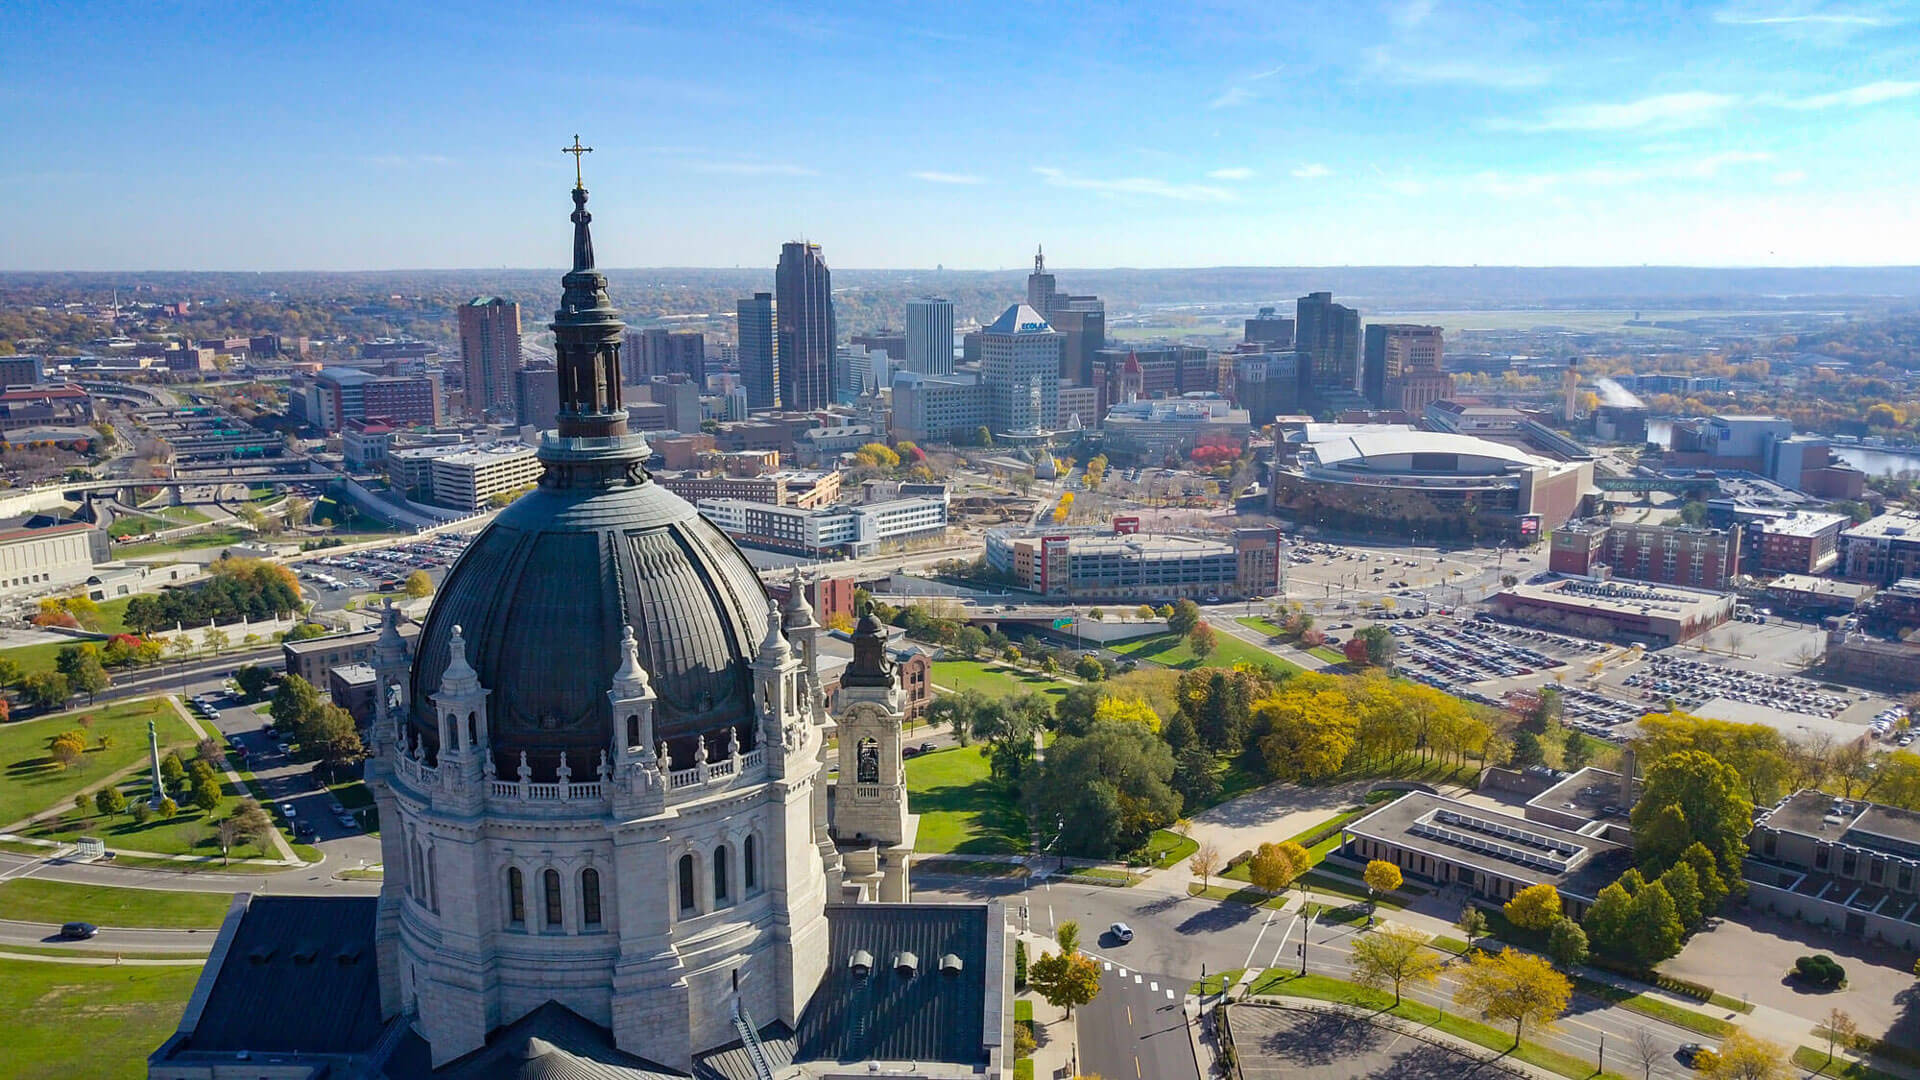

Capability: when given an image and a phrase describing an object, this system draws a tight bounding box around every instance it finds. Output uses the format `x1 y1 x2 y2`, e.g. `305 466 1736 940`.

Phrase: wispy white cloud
1248 66 1286 81
1208 86 1254 109
1509 91 1743 131
690 161 818 176
1781 79 1920 108
1715 3 1898 28
1292 163 1333 179
1364 46 1550 90
910 170 985 184
1207 167 1255 180
1465 150 1776 195
1033 167 1234 202
1392 0 1438 29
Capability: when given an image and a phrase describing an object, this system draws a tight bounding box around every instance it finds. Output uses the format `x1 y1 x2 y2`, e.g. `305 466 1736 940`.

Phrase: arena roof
1303 427 1554 472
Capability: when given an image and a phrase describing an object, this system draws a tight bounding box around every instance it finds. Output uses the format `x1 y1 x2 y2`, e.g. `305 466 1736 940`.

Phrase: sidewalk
1017 930 1078 1080
165 695 299 863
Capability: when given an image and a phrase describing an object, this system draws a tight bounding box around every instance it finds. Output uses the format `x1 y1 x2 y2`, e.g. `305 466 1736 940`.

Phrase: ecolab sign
1113 516 1141 535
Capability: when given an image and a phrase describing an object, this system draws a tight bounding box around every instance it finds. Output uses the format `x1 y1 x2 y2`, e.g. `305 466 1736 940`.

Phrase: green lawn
1236 616 1289 637
903 745 1026 855
328 779 374 808
1243 971 1629 1080
0 877 234 928
929 660 1074 700
157 506 212 525
1109 631 1302 676
1794 1046 1902 1080
1568 974 1733 1039
1136 828 1198 869
107 512 171 538
0 956 203 1080
0 698 195 826
117 526 250 558
18 772 272 858
1309 646 1349 664
0 638 87 677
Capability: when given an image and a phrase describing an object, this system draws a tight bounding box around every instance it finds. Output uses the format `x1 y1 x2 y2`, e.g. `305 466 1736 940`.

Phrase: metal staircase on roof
731 998 777 1080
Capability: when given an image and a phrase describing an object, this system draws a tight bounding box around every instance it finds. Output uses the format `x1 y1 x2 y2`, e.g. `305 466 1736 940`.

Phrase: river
1644 419 1920 477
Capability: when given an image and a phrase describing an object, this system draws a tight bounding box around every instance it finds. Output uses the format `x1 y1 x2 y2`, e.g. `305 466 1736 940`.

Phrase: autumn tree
1190 842 1223 891
1028 950 1102 1017
1248 841 1308 895
1187 622 1217 660
405 570 433 598
1350 924 1440 1005
1704 1030 1789 1080
1821 1008 1859 1066
1452 947 1572 1046
1362 859 1403 904
1504 883 1563 931
46 728 86 770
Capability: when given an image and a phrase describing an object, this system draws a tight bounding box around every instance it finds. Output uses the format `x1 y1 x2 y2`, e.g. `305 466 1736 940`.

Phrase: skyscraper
1362 323 1445 407
1295 291 1362 402
776 241 835 411
737 290 777 409
1245 306 1295 348
458 296 522 419
1023 246 1104 383
905 297 954 375
981 303 1062 435
628 327 707 384
1025 246 1056 314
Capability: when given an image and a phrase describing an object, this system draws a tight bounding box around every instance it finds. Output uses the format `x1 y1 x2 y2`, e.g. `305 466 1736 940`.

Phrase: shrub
1795 955 1847 989
1224 849 1255 873
1014 940 1027 990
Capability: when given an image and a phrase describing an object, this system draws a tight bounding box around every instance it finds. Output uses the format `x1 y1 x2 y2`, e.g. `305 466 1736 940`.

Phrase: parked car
280 803 297 819
1677 1043 1718 1068
1108 922 1134 944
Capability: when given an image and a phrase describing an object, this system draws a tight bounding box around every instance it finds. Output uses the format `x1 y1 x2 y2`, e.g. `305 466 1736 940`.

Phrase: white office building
905 297 955 375
981 303 1061 435
429 444 544 511
697 496 948 557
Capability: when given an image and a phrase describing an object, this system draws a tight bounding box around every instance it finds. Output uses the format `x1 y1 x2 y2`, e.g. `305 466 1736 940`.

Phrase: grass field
107 512 172 538
903 745 1025 855
1136 828 1198 869
1235 616 1289 638
0 877 234 928
1568 974 1733 1039
1793 1046 1901 1080
0 956 202 1080
0 698 194 826
1109 630 1302 676
929 660 1073 700
1243 970 1629 1080
18 772 271 858
1309 646 1349 664
117 526 249 558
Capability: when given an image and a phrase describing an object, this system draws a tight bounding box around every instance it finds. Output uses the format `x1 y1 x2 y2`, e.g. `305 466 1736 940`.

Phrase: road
1078 957 1198 1080
918 875 1703 1079
0 918 216 953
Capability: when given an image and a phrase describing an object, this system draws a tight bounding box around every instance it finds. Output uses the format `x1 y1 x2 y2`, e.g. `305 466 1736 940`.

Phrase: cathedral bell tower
831 605 917 901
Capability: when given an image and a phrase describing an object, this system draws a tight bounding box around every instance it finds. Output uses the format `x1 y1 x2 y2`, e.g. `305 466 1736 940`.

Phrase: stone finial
783 567 817 628
657 741 672 772
517 751 532 784
695 734 709 765
441 624 481 691
756 596 791 662
557 751 572 785
597 749 610 783
610 624 650 693
727 726 741 759
483 753 497 780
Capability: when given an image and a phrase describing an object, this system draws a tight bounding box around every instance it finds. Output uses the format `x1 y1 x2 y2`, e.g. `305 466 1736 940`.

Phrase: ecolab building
986 520 1283 602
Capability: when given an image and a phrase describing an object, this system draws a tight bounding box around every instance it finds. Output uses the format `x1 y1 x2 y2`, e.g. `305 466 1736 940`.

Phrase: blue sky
3 0 1918 270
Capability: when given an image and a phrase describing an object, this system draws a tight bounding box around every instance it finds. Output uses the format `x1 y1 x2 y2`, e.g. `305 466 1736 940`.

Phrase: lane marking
1149 981 1158 992
1241 908 1278 971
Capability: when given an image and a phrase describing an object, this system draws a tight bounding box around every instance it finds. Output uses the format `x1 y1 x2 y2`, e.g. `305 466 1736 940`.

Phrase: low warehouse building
1746 790 1920 950
1488 578 1734 645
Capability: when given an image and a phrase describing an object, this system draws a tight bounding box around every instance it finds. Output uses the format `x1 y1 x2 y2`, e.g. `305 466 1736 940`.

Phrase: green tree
1660 861 1704 929
1547 917 1589 970
1625 880 1687 967
1356 624 1397 666
1350 924 1441 1005
1582 880 1635 960
1027 950 1101 1017
95 785 128 817
1453 947 1572 1046
192 773 224 814
302 703 366 780
160 752 188 793
1166 599 1201 637
1056 920 1080 956
1031 718 1181 859
158 796 179 819
1458 905 1490 951
1680 841 1731 913
270 674 322 733
131 800 152 825
0 655 21 689
67 652 110 704
1630 749 1753 883
233 664 276 699
1504 883 1564 931
22 670 70 710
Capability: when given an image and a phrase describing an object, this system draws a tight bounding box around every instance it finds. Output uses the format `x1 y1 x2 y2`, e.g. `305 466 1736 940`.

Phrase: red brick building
1548 519 1740 590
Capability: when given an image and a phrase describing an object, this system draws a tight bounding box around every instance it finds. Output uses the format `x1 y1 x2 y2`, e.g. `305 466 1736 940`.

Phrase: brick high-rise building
457 296 522 419
737 291 777 409
1549 519 1741 590
776 242 835 411
1363 323 1444 407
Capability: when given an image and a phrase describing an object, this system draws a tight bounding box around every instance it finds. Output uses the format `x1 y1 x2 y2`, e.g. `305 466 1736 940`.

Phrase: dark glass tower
738 291 777 409
776 241 835 411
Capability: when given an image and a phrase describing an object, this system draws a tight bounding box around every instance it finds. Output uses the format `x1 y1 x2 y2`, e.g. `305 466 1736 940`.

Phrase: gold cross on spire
563 134 593 187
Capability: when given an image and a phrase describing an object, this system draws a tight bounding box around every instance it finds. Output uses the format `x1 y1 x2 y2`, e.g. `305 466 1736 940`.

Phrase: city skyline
5 1 1920 271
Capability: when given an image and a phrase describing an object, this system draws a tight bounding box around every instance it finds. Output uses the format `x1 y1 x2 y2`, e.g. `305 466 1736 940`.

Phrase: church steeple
550 136 629 442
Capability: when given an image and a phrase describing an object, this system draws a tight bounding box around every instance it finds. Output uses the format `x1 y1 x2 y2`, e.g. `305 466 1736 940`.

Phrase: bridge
61 466 345 499
1593 475 1721 495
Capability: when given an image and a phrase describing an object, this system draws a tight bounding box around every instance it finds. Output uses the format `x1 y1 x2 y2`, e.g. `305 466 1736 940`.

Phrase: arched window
743 835 758 892
678 854 696 914
507 867 526 925
581 868 602 927
543 869 563 928
626 714 640 747
713 845 730 904
857 737 880 784
444 714 458 751
467 711 478 747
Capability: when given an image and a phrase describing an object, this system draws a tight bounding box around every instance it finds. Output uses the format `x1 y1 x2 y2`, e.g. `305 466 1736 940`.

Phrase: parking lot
1624 654 1855 720
192 691 381 861
296 532 474 607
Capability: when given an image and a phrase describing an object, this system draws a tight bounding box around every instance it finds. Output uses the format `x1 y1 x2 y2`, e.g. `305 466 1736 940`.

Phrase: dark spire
548 139 629 443
841 601 896 689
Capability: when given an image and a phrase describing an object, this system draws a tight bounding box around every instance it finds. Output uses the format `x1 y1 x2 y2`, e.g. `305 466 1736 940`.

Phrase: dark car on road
58 921 98 939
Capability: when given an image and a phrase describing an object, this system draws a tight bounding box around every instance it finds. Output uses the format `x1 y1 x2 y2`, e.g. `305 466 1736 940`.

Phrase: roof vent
848 949 873 976
893 951 918 978
247 947 276 965
292 945 319 966
940 953 964 977
336 946 364 966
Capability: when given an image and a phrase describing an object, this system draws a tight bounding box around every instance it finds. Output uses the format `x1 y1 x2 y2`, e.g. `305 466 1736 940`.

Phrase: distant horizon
10 263 1920 276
